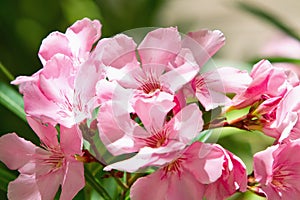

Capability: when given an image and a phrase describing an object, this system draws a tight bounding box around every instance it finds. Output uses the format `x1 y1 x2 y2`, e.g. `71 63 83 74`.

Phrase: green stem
0 62 14 82
113 176 129 191
84 165 112 200
127 173 145 187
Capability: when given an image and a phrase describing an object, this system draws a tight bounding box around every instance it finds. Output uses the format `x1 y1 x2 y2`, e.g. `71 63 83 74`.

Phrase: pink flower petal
254 140 300 199
167 104 203 143
160 49 200 93
130 170 169 200
183 142 224 184
60 125 82 155
167 170 205 200
133 91 175 131
60 161 85 200
182 29 225 67
39 55 75 102
39 18 101 65
66 18 101 60
26 117 58 148
74 59 105 123
205 67 252 94
8 173 62 200
138 27 181 66
97 101 147 156
0 133 36 170
38 32 72 65
104 142 186 172
232 60 287 109
92 34 138 68
21 81 62 126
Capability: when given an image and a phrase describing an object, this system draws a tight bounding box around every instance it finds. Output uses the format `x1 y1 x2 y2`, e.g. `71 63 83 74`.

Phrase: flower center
162 157 186 177
144 129 168 148
140 80 161 94
271 165 294 191
192 76 209 94
40 145 65 172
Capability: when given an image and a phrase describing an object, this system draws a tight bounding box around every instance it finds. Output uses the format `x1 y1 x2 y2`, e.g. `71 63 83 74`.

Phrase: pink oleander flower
232 60 298 109
204 144 247 199
0 117 84 200
191 67 252 111
99 97 203 171
95 27 225 170
130 141 247 200
228 60 299 134
271 85 300 142
253 139 300 199
12 54 104 127
39 17 101 66
94 28 225 113
13 18 101 84
12 18 104 127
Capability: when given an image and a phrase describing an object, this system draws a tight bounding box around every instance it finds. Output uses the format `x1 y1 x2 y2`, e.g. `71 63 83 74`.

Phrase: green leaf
84 165 112 200
0 81 26 122
0 164 17 192
251 57 300 65
237 2 300 41
0 62 14 82
193 130 212 143
226 106 250 122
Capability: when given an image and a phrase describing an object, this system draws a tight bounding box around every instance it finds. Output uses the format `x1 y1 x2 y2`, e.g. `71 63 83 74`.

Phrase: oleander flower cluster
1 18 300 200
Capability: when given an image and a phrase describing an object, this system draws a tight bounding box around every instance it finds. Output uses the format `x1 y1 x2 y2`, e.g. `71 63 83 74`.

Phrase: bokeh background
0 0 299 199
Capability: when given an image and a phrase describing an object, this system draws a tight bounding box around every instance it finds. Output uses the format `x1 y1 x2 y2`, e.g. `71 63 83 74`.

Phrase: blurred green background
0 0 299 199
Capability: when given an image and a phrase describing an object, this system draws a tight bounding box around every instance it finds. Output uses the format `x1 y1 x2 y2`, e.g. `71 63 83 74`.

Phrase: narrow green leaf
84 165 112 200
0 81 26 122
193 130 212 143
237 2 300 41
0 62 14 82
0 165 17 192
251 57 300 65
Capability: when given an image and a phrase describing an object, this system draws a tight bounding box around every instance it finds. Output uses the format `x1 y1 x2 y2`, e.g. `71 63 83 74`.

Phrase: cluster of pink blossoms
1 18 300 200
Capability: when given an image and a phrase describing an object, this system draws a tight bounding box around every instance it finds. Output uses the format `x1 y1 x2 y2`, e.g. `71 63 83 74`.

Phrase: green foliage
0 163 17 193
250 57 300 65
0 82 26 122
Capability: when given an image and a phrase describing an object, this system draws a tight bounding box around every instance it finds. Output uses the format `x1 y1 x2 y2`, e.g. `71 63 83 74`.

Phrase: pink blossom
181 29 225 67
253 139 300 199
38 18 101 66
103 28 200 111
0 117 84 200
98 91 203 171
95 28 225 113
227 60 299 134
11 18 104 127
204 144 247 200
95 27 225 168
271 85 300 142
12 54 104 127
130 142 247 200
232 60 298 109
192 67 252 111
12 18 101 86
